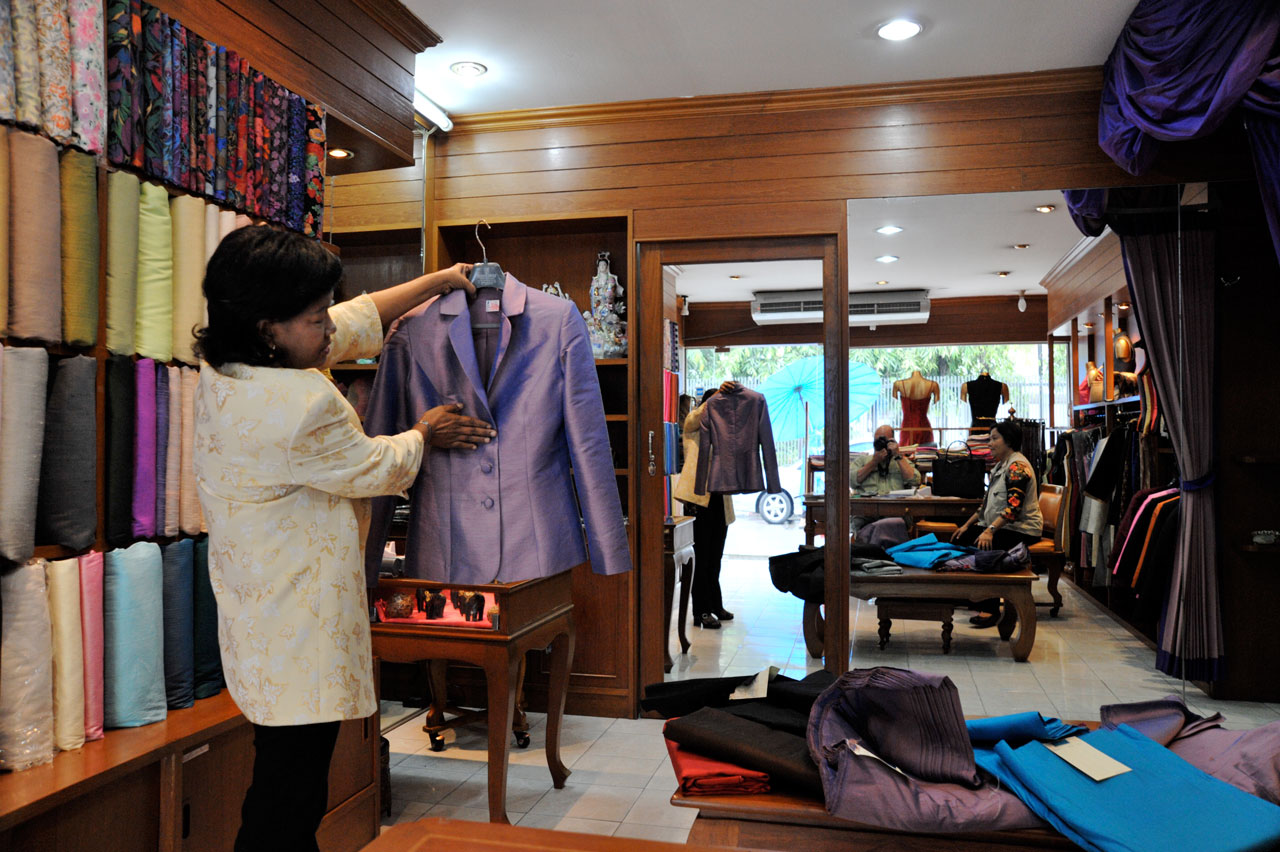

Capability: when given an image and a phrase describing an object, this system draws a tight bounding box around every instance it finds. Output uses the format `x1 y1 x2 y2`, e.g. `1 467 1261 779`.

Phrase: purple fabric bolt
132 357 158 538
155 364 168 530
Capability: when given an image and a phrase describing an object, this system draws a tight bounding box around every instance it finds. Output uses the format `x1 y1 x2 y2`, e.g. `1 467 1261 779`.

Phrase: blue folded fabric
885 533 974 568
967 712 1086 746
103 543 167 728
976 724 1280 852
161 539 195 710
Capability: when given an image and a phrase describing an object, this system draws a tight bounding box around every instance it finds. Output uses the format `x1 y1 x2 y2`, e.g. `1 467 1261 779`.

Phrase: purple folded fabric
132 358 158 538
155 366 169 529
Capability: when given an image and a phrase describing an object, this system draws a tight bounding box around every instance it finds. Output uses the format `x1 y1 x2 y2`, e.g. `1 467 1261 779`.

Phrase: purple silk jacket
363 275 631 585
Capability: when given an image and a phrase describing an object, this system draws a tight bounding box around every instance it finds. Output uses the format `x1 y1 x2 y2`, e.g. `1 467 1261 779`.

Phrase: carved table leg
513 656 529 747
1007 590 1037 663
941 614 953 654
484 649 521 824
997 598 1017 641
802 600 825 658
1048 557 1064 617
878 617 892 649
544 618 575 790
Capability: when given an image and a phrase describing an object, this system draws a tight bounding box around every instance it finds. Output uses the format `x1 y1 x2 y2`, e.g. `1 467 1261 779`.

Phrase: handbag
932 441 986 499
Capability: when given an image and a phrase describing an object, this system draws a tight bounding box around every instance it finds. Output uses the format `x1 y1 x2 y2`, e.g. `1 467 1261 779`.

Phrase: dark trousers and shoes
689 497 734 628
234 720 341 852
953 525 1041 628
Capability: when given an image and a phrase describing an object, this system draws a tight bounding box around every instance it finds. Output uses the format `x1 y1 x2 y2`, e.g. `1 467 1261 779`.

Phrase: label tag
487 299 501 312
1045 737 1131 782
729 666 778 701
850 741 907 776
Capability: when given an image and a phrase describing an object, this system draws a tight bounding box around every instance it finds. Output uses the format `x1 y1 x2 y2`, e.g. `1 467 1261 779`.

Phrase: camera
873 435 891 452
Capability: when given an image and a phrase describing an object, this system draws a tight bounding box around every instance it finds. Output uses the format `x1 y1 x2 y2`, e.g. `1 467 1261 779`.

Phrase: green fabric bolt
105 169 139 354
135 181 173 362
169 194 204 365
60 150 99 346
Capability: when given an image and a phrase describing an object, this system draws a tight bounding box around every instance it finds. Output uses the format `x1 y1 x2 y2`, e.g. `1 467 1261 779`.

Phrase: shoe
712 609 735 622
698 613 721 629
969 612 999 629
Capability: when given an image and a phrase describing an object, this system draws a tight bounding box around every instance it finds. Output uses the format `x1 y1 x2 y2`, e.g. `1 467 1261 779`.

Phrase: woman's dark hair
194 226 342 368
700 387 717 404
990 420 1023 452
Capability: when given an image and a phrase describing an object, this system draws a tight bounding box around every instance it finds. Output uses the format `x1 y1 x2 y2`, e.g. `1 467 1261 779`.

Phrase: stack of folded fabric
939 542 1031 574
885 533 974 568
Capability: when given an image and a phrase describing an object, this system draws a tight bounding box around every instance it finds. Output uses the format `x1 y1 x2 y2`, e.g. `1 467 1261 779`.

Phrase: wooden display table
364 817 720 851
663 516 695 672
671 790 1074 852
804 493 982 547
370 572 576 824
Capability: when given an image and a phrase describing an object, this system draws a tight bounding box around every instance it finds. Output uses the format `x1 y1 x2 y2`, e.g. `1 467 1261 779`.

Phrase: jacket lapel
487 275 527 393
441 292 492 416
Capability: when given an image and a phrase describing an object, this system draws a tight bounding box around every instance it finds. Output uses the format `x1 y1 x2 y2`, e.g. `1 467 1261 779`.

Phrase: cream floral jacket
194 295 424 725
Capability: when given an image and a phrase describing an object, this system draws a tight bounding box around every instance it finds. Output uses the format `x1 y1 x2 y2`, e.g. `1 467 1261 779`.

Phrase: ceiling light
1017 291 1027 313
450 61 488 77
1083 322 1095 330
876 280 889 286
729 275 742 280
996 271 1011 278
1117 301 1131 311
875 255 899 264
875 225 903 235
328 148 354 160
877 19 923 41
1013 243 1030 250
1035 204 1056 214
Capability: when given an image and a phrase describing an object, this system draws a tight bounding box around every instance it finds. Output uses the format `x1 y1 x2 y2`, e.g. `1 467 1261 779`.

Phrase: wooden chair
1029 484 1065 617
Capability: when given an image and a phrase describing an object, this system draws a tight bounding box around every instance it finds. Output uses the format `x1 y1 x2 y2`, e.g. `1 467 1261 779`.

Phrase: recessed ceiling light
996 271 1011 278
875 255 899 264
875 225 903 235
1117 301 1131 311
1035 204 1056 214
729 275 742 280
876 280 889 286
1083 322 1095 329
1013 243 1031 250
328 148 354 160
450 61 488 77
877 19 923 41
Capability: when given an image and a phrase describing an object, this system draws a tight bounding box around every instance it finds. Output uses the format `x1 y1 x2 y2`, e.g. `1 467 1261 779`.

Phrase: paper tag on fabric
486 300 500 312
850 741 907 776
729 666 779 701
1045 737 1132 781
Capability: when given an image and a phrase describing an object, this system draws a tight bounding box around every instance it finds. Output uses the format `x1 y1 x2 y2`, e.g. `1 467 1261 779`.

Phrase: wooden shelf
594 358 627 366
1240 544 1280 553
1237 455 1280 465
604 414 628 422
614 469 629 476
0 692 244 831
331 362 379 371
1072 395 1140 412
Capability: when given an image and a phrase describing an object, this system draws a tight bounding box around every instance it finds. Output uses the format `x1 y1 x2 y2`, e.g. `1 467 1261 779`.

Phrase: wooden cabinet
0 693 379 852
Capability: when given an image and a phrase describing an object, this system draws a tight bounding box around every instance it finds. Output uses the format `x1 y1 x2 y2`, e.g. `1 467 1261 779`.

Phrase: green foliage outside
686 343 1022 385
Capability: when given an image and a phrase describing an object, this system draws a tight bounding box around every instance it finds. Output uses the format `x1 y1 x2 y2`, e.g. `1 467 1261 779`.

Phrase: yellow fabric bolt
0 127 9 337
60 150 99 346
46 558 86 752
135 181 173 362
169 195 205 365
105 170 139 354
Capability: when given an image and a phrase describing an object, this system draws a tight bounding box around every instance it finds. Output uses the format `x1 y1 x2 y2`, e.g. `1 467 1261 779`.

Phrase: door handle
648 430 657 476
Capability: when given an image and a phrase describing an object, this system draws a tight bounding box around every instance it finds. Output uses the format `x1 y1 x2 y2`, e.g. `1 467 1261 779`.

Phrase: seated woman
950 420 1043 627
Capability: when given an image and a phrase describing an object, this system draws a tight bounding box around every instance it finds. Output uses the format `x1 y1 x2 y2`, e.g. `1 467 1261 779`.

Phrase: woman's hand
434 263 475 298
718 380 738 394
975 528 995 550
370 264 477 329
415 404 496 450
950 522 971 543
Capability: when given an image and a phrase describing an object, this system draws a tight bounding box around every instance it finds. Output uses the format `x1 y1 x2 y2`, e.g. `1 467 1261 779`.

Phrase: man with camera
850 425 922 536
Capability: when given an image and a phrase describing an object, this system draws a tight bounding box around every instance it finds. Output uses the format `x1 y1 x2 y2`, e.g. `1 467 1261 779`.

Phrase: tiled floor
384 539 1280 840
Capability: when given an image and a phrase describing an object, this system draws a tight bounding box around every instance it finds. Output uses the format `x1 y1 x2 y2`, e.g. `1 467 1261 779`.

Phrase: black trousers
954 525 1042 615
689 496 729 616
234 720 342 852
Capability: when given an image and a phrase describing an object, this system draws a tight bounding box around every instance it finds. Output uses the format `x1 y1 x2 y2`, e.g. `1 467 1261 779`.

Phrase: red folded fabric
664 737 770 795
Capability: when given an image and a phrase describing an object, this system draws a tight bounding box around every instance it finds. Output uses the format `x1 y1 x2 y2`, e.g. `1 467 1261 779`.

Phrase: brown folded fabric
0 127 9 337
8 130 61 342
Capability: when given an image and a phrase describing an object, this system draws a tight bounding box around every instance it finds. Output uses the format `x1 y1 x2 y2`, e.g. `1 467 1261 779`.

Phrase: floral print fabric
68 0 106 153
11 0 42 128
139 4 166 175
304 104 326 237
35 0 74 143
0 2 15 122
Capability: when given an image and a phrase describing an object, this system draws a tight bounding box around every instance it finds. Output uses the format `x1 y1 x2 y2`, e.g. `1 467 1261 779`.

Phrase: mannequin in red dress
893 371 940 446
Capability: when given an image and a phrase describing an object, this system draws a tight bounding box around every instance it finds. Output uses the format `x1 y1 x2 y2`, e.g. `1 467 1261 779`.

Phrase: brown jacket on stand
694 386 782 496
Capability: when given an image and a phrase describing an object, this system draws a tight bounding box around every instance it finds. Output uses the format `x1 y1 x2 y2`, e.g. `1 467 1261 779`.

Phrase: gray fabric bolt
0 346 49 561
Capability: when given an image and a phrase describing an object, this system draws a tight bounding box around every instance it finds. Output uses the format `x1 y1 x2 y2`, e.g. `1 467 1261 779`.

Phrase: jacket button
482 497 494 509
481 461 494 473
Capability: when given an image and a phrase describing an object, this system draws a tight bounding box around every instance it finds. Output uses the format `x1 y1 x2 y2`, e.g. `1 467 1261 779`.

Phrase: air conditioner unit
750 289 931 326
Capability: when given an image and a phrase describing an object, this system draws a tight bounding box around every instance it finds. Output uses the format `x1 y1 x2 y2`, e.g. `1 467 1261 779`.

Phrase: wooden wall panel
683 296 1048 349
1043 231 1126 331
152 0 438 168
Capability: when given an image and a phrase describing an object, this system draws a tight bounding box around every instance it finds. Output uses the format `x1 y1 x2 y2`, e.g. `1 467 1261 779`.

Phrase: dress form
961 371 1010 431
893 370 939 446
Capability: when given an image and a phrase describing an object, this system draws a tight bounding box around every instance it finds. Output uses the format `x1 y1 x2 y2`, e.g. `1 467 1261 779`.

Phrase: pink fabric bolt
132 358 158 538
78 551 104 741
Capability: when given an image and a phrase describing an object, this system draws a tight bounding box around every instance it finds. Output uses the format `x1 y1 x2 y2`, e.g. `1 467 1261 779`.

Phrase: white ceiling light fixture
328 148 354 160
1013 243 1031 250
876 225 904 235
1035 204 1056 214
875 255 899 264
413 89 453 132
1017 291 1027 313
877 18 923 41
995 271 1011 278
449 61 488 78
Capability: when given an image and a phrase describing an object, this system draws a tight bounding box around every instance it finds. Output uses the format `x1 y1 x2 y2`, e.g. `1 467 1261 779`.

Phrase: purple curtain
1098 0 1280 262
1120 229 1222 681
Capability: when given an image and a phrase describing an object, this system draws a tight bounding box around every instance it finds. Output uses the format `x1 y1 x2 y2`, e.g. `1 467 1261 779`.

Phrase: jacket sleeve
361 331 417 586
757 397 782 494
323 293 383 367
561 307 632 575
285 380 423 500
694 403 714 495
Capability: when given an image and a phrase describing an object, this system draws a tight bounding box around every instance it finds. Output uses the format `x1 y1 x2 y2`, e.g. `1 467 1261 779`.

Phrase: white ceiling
406 1 1128 306
673 191 1084 302
407 0 1135 115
